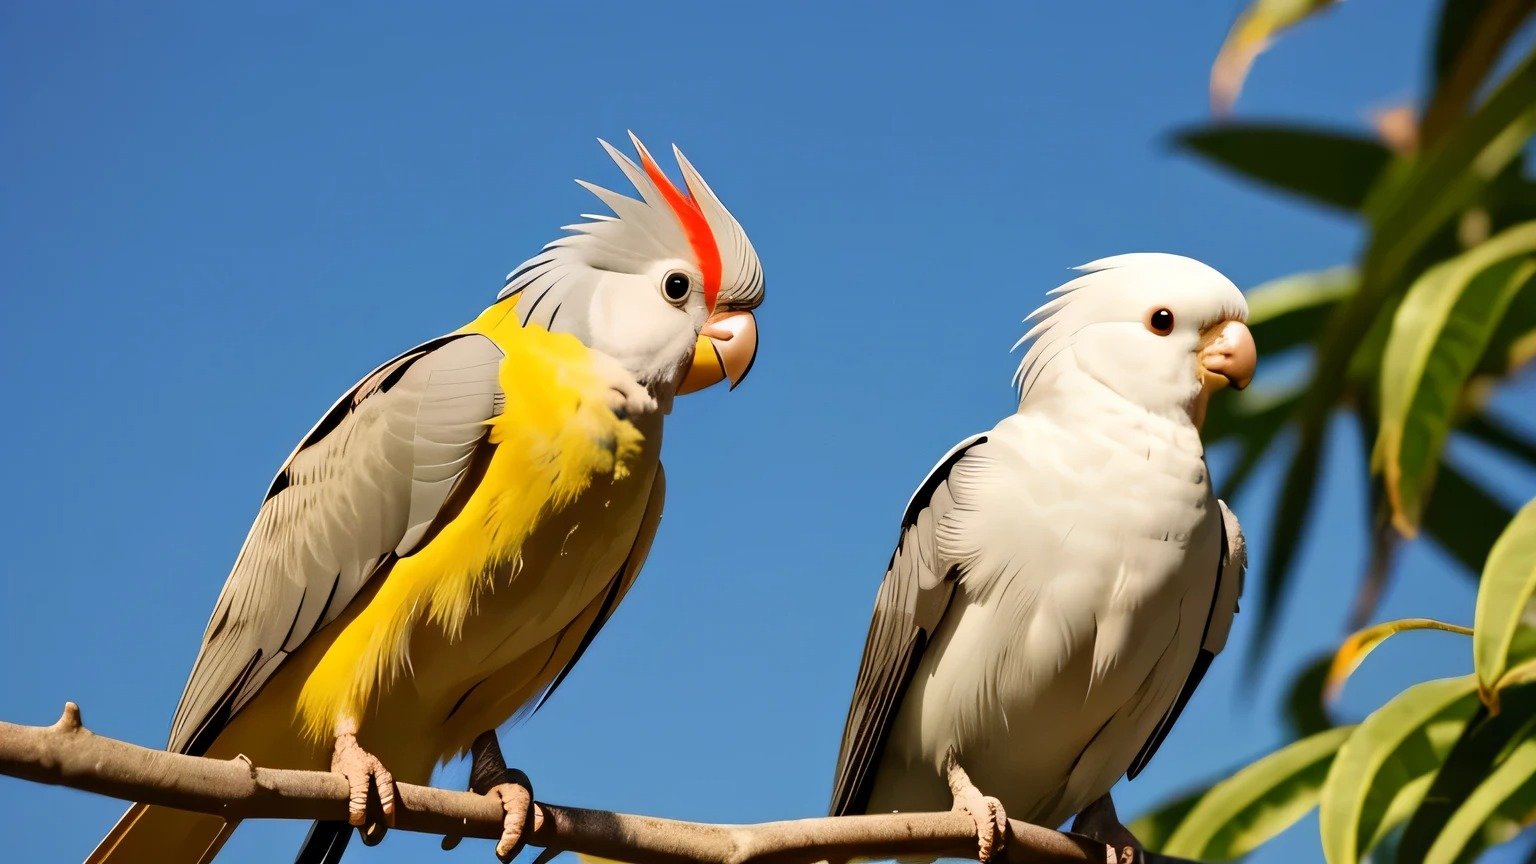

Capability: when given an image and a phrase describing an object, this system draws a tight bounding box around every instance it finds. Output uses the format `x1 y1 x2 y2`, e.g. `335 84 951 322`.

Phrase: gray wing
1126 499 1246 779
168 334 506 755
828 434 988 817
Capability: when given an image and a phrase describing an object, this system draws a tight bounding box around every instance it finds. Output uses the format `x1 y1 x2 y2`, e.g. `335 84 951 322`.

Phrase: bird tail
85 803 234 864
294 820 352 864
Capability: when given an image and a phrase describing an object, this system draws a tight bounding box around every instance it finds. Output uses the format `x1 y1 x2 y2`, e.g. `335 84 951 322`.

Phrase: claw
1071 794 1143 864
488 781 534 862
441 730 535 863
945 749 1006 862
331 733 396 841
953 788 1008 862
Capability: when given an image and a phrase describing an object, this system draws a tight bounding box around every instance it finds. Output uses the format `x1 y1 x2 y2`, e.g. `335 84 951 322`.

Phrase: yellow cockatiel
87 135 764 864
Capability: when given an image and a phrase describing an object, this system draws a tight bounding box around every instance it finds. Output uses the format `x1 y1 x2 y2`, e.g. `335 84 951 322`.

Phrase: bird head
499 134 763 398
1013 253 1256 429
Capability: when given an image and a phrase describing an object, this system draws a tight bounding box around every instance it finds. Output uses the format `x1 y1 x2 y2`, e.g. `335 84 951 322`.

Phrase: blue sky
2 2 1534 863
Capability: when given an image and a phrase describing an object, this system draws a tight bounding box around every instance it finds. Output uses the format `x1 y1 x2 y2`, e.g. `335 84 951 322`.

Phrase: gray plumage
169 334 505 756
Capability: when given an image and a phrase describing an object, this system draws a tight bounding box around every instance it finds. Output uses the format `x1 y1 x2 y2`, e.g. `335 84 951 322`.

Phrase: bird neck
463 297 679 412
1021 369 1207 462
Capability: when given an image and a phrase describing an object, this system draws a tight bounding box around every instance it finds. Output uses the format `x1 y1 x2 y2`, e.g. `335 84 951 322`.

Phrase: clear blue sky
3 2 1533 863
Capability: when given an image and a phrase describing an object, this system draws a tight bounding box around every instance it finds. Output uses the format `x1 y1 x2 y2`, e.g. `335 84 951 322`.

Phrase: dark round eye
662 271 691 305
1146 308 1175 336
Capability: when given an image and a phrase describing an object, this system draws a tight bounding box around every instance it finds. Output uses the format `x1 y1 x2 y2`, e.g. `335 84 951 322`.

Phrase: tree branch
0 703 1198 864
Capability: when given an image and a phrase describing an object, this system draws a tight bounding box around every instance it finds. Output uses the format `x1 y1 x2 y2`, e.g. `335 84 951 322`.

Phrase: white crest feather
499 135 763 319
1011 253 1247 399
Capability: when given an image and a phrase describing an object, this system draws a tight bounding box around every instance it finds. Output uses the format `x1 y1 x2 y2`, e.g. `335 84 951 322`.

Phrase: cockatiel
87 135 764 864
828 254 1255 861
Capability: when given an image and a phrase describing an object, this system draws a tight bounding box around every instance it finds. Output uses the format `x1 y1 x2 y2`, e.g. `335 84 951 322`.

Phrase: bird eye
661 271 692 306
1145 308 1175 336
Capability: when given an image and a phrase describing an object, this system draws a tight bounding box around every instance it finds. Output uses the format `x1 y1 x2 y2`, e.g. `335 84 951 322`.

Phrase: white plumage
830 253 1254 858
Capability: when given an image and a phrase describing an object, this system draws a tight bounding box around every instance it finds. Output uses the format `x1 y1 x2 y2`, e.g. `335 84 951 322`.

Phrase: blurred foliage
1140 1 1536 860
1146 501 1536 862
1189 0 1536 666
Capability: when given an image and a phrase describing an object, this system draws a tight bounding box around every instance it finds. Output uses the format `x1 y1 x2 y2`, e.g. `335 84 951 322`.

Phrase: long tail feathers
86 803 234 864
294 820 352 864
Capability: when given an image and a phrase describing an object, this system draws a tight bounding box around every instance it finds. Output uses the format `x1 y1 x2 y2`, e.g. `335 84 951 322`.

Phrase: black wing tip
294 820 351 864
1126 648 1217 780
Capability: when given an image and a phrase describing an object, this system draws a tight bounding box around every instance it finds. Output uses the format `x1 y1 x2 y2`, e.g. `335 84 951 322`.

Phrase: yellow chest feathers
296 306 644 739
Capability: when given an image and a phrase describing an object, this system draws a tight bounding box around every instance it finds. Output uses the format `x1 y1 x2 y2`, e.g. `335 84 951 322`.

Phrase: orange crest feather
636 150 722 310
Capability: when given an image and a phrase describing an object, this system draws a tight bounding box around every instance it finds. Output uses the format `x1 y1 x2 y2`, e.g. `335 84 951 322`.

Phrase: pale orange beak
676 309 759 395
1198 319 1257 392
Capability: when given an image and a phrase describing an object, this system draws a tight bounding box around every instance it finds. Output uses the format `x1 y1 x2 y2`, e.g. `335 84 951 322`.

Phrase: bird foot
1071 794 1143 864
486 782 534 862
952 787 1007 862
331 733 396 840
944 749 1006 862
441 730 535 862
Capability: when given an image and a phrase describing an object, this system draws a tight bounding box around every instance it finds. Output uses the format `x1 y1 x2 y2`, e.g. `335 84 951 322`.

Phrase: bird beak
676 309 759 394
1198 319 1256 392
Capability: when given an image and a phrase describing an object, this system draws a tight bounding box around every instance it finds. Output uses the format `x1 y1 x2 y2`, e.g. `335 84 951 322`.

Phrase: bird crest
500 133 763 313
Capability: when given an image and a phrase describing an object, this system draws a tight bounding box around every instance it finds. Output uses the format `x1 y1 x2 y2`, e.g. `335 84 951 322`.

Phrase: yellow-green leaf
1397 685 1536 862
1320 676 1481 864
1211 0 1341 114
1325 618 1474 701
1129 782 1213 852
1375 220 1536 534
1424 734 1536 864
1497 656 1536 689
1245 266 1357 353
1161 725 1355 860
1474 498 1536 708
1361 47 1536 292
1422 461 1516 577
1287 651 1337 738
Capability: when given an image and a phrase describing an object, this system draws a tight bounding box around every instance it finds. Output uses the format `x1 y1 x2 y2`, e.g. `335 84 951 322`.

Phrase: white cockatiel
829 254 1256 861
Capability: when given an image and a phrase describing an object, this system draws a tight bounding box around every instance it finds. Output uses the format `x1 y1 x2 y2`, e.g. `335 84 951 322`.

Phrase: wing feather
828 435 987 816
1125 499 1245 779
168 334 506 755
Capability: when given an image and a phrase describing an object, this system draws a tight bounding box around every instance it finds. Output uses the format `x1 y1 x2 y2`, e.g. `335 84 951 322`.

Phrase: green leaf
1201 269 1336 473
1365 711 1472 853
1474 498 1536 707
1431 0 1497 85
1421 0 1536 147
1325 618 1474 701
1175 126 1390 214
1375 221 1536 534
1363 46 1536 294
1320 676 1481 864
1161 725 1356 860
1277 51 1536 611
1206 384 1304 501
1245 422 1326 675
1424 734 1536 863
1397 684 1536 863
1473 265 1536 377
1287 651 1337 738
1461 413 1536 470
1129 782 1213 852
1245 266 1358 355
1204 382 1300 444
1421 461 1516 576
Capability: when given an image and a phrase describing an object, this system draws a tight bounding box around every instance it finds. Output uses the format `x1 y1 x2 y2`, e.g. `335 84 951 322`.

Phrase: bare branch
0 703 1195 864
